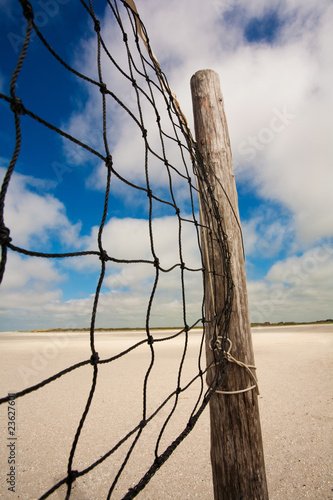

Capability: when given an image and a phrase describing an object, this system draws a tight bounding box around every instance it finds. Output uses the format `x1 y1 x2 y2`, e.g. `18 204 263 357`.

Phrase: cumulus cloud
1 0 332 329
1 252 62 290
68 0 333 248
0 252 63 330
241 210 292 258
75 215 203 327
0 167 83 250
248 240 333 323
0 209 203 330
0 167 91 330
134 0 333 245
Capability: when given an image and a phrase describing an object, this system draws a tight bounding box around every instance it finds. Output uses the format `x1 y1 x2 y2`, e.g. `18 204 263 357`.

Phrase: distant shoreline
1 319 332 334
250 319 333 328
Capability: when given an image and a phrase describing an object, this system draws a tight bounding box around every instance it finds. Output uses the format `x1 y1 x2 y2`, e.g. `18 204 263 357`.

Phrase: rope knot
0 226 12 246
105 155 113 168
21 0 34 20
147 334 154 345
99 250 108 262
123 33 128 43
94 19 101 32
99 83 107 94
153 258 159 268
10 97 25 115
90 352 100 365
67 470 78 483
139 419 147 429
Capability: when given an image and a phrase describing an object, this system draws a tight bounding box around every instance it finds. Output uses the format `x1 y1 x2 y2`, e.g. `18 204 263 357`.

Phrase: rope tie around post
209 338 259 395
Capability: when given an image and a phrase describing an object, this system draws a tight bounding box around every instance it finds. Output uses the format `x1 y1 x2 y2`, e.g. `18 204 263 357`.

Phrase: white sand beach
0 324 332 499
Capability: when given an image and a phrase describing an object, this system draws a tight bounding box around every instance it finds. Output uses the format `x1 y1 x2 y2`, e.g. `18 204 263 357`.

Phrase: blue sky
0 0 332 331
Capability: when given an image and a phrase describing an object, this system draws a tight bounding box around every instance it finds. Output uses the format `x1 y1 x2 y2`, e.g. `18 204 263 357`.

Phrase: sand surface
0 324 332 499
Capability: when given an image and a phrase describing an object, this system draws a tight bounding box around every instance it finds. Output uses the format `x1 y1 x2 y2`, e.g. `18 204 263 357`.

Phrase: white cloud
1 0 332 329
134 0 333 245
61 3 203 196
65 0 333 247
0 252 63 321
78 215 202 270
105 263 152 290
0 168 92 330
248 241 333 323
1 252 62 290
0 213 203 330
242 211 291 258
266 240 333 286
209 27 332 244
81 216 203 326
0 167 83 249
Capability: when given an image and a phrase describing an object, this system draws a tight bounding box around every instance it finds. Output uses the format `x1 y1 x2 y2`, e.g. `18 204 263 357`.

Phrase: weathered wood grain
191 69 268 500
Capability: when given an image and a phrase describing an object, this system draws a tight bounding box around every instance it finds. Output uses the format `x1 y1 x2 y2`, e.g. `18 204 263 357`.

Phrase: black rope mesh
0 1 234 498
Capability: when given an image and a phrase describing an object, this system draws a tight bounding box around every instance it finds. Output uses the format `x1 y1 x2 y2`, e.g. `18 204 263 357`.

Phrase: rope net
0 0 234 498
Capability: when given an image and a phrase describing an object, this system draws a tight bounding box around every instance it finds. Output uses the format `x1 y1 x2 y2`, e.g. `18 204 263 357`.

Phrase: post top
191 69 220 82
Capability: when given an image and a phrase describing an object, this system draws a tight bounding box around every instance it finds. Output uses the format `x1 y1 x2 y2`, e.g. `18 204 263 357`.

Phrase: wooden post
191 69 268 499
